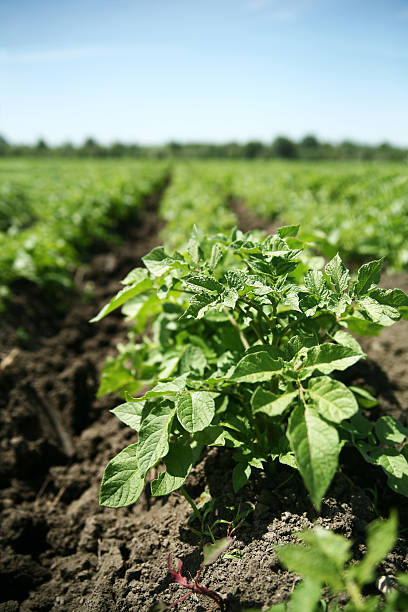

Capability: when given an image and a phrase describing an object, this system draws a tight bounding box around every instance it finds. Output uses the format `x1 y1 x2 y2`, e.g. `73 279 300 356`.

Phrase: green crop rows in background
227 160 408 269
0 158 168 302
156 159 408 270
1 158 407 307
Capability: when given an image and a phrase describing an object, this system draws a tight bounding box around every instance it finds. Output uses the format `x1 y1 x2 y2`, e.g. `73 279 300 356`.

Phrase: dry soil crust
1 196 408 612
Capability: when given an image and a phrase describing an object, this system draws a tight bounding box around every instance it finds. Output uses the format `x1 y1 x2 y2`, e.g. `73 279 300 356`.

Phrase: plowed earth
1 193 408 612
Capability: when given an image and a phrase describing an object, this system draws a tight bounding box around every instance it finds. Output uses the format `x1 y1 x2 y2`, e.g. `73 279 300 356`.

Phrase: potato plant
229 161 408 270
247 513 408 612
0 159 168 304
93 226 408 511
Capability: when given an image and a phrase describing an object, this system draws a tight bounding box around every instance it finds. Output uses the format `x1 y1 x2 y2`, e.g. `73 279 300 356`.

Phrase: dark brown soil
1 194 408 612
229 198 282 236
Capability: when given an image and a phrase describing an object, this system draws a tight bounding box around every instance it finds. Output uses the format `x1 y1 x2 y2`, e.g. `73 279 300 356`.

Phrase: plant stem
253 318 269 345
345 578 365 611
297 380 307 408
276 320 295 341
241 296 274 331
236 302 269 345
180 486 202 528
224 307 249 350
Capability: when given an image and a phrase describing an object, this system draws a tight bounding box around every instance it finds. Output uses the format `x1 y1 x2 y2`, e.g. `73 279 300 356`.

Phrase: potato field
1 158 408 612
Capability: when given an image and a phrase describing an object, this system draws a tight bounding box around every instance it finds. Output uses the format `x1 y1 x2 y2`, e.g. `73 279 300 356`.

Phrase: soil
229 198 282 236
1 192 408 612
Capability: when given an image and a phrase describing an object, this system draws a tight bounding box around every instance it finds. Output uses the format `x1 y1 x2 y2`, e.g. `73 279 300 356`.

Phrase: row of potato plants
158 161 236 248
0 159 169 305
228 160 408 270
94 224 408 609
95 224 408 508
90 162 408 608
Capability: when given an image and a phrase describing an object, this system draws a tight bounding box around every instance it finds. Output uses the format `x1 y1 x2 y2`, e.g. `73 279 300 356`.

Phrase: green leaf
349 386 377 408
327 293 351 317
184 273 222 293
232 463 251 492
300 527 352 568
122 293 161 328
358 296 400 326
307 376 358 423
332 330 364 355
342 411 373 439
208 243 223 271
111 401 145 431
193 425 225 446
142 246 183 277
375 416 408 445
176 391 215 432
231 349 283 383
203 537 232 566
279 451 298 469
97 356 137 397
304 269 329 299
325 253 350 294
375 449 408 497
137 402 176 475
278 224 300 238
221 287 238 308
224 269 247 291
277 527 350 590
138 374 188 401
287 404 340 510
300 343 363 375
288 579 322 612
369 287 408 319
90 275 153 322
185 232 200 263
121 267 149 286
150 443 193 496
251 387 298 417
349 512 397 585
341 314 383 336
243 273 274 296
396 574 408 588
180 292 215 320
354 258 384 296
100 443 145 507
263 234 290 253
179 344 207 376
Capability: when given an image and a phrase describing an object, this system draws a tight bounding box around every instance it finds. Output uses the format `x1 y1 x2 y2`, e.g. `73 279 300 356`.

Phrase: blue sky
1 0 407 146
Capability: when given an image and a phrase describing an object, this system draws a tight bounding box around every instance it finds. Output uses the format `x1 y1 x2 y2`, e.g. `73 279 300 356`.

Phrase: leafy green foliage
229 160 408 271
99 444 145 507
0 159 168 304
158 162 236 248
268 513 407 612
95 227 408 510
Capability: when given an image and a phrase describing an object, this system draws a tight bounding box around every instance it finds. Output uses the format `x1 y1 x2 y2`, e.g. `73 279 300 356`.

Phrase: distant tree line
0 134 406 161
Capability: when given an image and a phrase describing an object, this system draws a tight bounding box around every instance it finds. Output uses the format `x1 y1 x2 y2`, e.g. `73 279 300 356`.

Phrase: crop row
154 159 408 271
228 160 408 269
0 159 168 304
1 158 408 307
95 224 408 611
158 161 236 248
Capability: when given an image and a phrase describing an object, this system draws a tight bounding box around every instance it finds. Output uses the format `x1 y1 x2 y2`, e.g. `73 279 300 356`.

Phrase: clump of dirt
1 193 408 611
